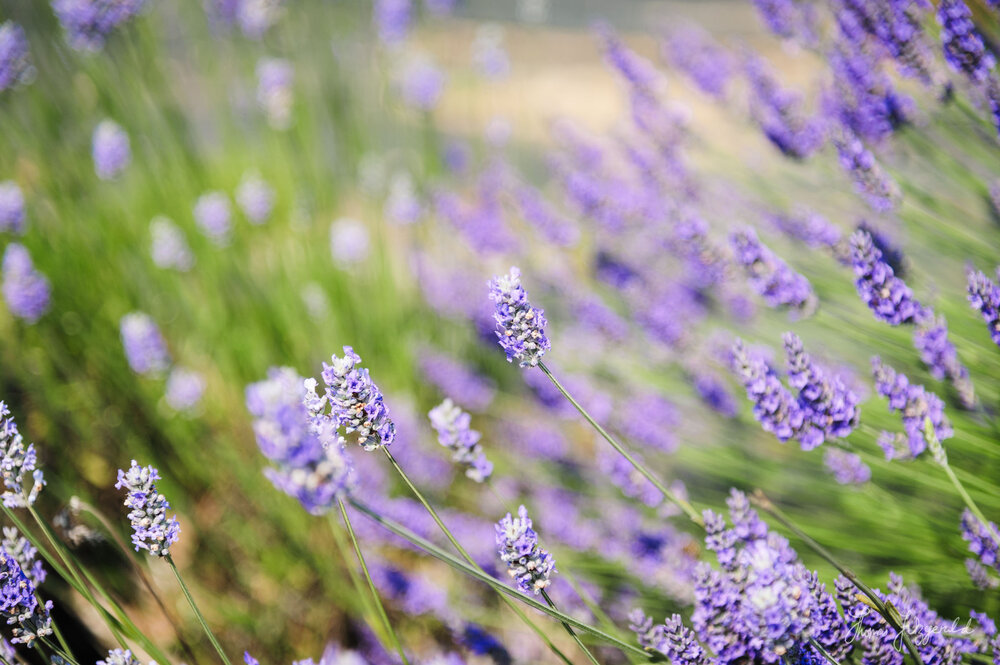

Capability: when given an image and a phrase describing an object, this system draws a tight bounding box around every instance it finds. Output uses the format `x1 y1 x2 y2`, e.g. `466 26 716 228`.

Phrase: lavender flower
966 559 999 590
237 0 283 39
320 347 396 451
236 173 275 225
396 55 445 111
833 132 899 211
472 25 510 80
150 217 194 271
691 372 738 417
329 218 370 266
730 340 807 443
767 208 842 249
256 58 294 130
913 315 975 407
97 649 142 665
751 0 817 43
419 351 496 412
488 267 550 367
374 0 411 46
968 270 1000 347
370 559 451 619
0 182 25 234
0 22 33 92
52 0 146 51
850 229 923 325
784 332 860 447
384 172 421 225
0 402 45 508
629 612 708 665
92 120 131 180
615 392 678 454
961 509 1000 576
120 312 170 376
730 228 815 313
823 449 871 485
428 399 492 482
513 185 579 247
2 244 50 324
0 549 52 646
661 26 732 99
2 527 45 586
193 191 232 246
744 52 825 159
872 356 952 457
165 368 205 413
937 0 996 85
115 461 181 557
495 505 555 595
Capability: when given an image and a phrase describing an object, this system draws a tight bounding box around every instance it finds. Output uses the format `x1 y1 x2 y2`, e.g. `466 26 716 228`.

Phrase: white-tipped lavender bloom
256 57 294 130
120 312 171 376
0 22 34 92
320 347 396 451
488 267 550 367
330 218 370 266
194 191 233 246
495 505 555 595
2 244 49 324
0 401 45 509
150 216 194 271
428 399 492 482
115 460 180 557
396 54 445 111
236 173 275 225
92 120 131 180
165 368 205 413
97 649 142 665
0 182 26 234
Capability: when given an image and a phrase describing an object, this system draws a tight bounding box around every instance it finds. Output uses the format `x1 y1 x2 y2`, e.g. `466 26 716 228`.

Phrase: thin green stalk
808 638 840 665
327 513 386 645
165 555 233 665
749 491 925 665
40 635 79 665
541 589 602 665
50 617 76 664
537 362 702 525
349 497 662 662
380 447 578 665
338 501 411 665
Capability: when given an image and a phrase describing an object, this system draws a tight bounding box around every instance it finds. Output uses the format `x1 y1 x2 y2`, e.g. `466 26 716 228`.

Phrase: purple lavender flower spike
97 649 142 665
0 549 52 646
150 217 194 271
938 0 996 85
661 26 732 99
784 332 860 446
968 270 1000 348
0 22 33 92
751 0 818 44
823 449 871 484
2 244 50 324
966 559 999 590
767 208 842 249
236 173 275 225
237 0 284 39
0 182 26 234
488 267 550 367
53 0 146 52
92 120 131 180
615 392 678 454
321 347 396 451
495 505 555 595
396 55 445 111
730 228 815 313
833 132 899 211
165 368 205 413
374 0 411 46
2 527 45 586
256 58 294 130
0 401 46 508
120 312 170 376
744 52 825 159
730 340 807 443
691 372 738 417
115 460 181 557
961 509 1000 576
850 229 922 325
913 315 975 407
428 399 492 482
194 191 232 246
329 218 370 266
872 356 952 457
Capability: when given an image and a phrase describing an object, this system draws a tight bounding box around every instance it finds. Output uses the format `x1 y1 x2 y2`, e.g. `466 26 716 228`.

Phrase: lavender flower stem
337 500 412 665
808 637 840 665
380 448 579 665
540 589 603 665
166 555 233 665
748 490 925 665
39 635 77 665
49 620 75 664
326 514 384 639
347 498 660 661
537 362 702 525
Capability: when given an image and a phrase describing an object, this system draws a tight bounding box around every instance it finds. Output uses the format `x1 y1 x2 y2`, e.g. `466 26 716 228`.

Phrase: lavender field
1 1 999 664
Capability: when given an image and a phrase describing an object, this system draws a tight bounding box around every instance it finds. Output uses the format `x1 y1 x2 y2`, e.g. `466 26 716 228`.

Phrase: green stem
537 362 702 525
50 618 76 664
808 638 840 665
338 501 411 665
166 555 232 665
381 447 578 665
348 497 661 662
40 635 79 665
327 514 385 644
542 589 602 665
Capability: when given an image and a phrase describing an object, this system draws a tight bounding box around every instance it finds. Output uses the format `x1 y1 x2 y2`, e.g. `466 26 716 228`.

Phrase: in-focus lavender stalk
730 228 815 314
823 449 871 485
115 461 181 557
150 217 194 271
967 270 1000 348
628 611 707 665
0 22 32 92
2 244 50 324
92 120 131 180
850 229 922 325
165 368 206 413
97 649 143 665
428 399 492 482
871 357 952 457
784 332 860 448
488 267 551 368
120 312 171 376
0 549 52 646
0 402 45 508
256 58 294 130
0 182 26 234
321 347 396 451
495 505 555 595
193 191 233 246
832 131 899 212
236 173 275 225
52 0 146 52
730 340 807 444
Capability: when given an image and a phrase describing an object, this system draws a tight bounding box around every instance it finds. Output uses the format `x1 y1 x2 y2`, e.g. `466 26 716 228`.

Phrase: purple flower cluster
767 208 842 250
937 0 996 85
871 357 952 457
0 182 26 234
256 58 294 130
246 368 354 514
320 347 396 451
913 315 975 408
614 392 678 454
961 509 1000 582
194 191 232 246
0 548 52 646
495 505 555 595
629 611 708 665
0 22 33 92
823 449 871 485
833 131 899 211
850 229 923 325
488 267 550 368
0 402 45 508
52 0 146 51
373 0 411 46
730 340 805 443
784 332 860 448
2 244 50 324
396 55 445 111
513 184 579 247
836 0 937 86
150 217 194 271
165 368 205 413
120 312 171 376
419 350 496 412
691 371 738 417
115 460 181 557
730 228 815 313
744 52 825 159
92 120 131 180
428 399 492 482
236 173 275 225
967 270 1000 348
661 26 733 99
2 527 45 587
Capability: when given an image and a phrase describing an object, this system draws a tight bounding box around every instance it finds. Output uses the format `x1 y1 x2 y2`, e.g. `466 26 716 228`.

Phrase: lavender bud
0 402 45 508
488 267 551 367
428 399 492 482
0 22 33 92
823 449 871 485
850 229 922 325
115 461 180 557
730 228 815 313
396 55 445 111
730 340 809 444
52 0 146 52
913 315 975 408
871 357 952 457
193 191 232 246
832 131 899 212
120 312 170 376
495 505 555 595
321 347 396 451
784 332 860 446
744 52 825 159
256 58 294 130
165 368 205 413
374 0 411 46
0 182 26 234
92 120 131 180
150 217 194 271
2 244 50 324
661 26 733 99
961 509 1000 577
937 0 996 85
236 173 275 225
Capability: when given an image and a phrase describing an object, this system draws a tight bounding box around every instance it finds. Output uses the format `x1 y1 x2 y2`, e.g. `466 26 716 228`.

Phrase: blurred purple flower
329 218 370 266
92 120 131 180
419 350 495 412
194 192 232 246
661 26 733 99
872 356 952 457
429 398 492 482
120 312 170 376
833 131 899 211
256 58 294 130
52 0 146 51
165 368 205 413
396 55 445 111
236 173 275 225
2 244 50 324
374 0 411 46
0 22 33 92
731 228 815 313
823 449 871 485
150 216 194 271
0 182 26 234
